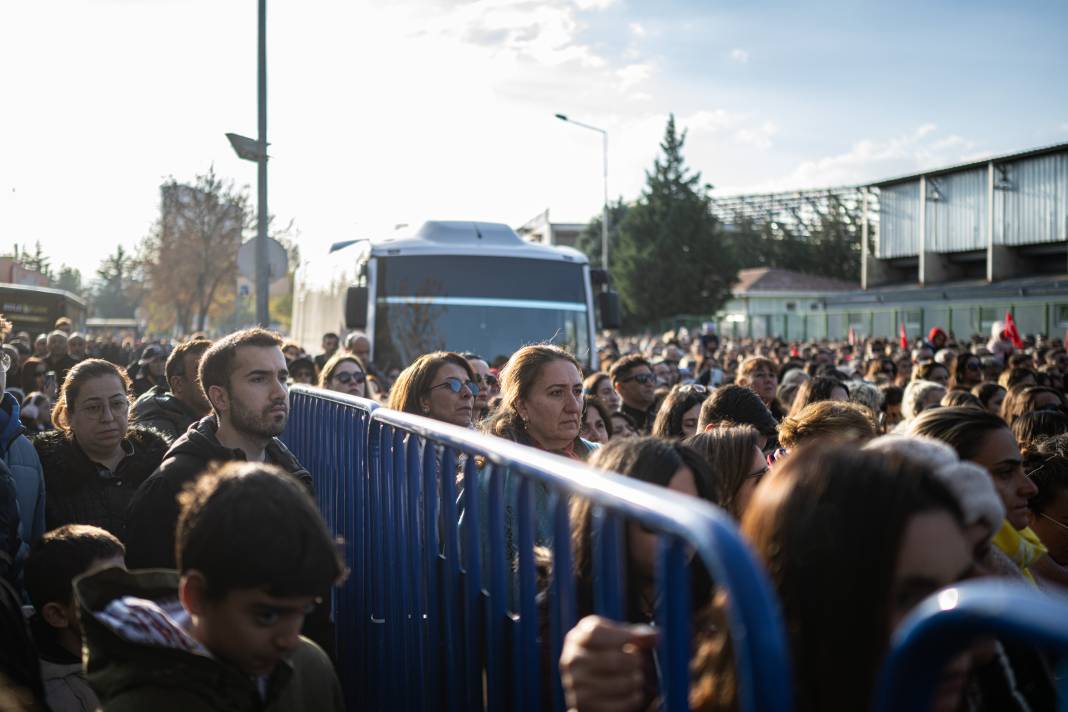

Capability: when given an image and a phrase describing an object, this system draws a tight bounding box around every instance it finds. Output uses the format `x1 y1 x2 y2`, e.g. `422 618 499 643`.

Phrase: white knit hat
863 434 1005 538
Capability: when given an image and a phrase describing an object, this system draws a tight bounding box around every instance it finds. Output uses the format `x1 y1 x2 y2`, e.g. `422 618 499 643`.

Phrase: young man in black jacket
130 339 213 443
125 328 310 571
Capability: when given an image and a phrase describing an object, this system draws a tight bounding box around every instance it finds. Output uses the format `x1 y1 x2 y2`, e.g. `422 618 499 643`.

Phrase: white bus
292 221 619 372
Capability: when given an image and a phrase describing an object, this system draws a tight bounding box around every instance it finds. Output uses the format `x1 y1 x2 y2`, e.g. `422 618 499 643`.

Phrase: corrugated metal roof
868 141 1068 188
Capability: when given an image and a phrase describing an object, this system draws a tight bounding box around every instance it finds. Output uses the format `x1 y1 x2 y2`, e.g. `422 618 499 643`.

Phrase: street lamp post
554 113 608 274
226 0 269 328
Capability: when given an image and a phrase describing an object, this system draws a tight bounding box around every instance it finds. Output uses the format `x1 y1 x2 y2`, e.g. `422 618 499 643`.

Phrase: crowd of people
2 314 1068 711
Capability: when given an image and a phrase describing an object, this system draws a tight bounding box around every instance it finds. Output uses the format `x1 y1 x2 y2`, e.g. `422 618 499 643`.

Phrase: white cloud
616 63 652 92
741 124 986 192
628 22 646 37
729 48 749 64
735 120 779 150
1059 122 1068 133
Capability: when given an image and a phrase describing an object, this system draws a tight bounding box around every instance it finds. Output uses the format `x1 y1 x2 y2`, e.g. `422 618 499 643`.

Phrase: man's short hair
176 461 345 600
24 525 124 609
609 354 652 384
165 338 212 391
322 332 339 343
198 328 283 396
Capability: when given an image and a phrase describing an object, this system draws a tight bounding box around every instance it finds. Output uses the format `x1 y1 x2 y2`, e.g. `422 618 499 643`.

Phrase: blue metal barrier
282 386 791 711
875 580 1068 711
281 386 377 712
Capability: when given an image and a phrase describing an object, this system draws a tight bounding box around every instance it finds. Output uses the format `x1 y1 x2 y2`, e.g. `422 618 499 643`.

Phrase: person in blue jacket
0 341 46 565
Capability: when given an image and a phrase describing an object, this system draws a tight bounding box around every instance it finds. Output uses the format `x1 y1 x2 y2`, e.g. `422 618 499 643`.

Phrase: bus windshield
373 255 590 370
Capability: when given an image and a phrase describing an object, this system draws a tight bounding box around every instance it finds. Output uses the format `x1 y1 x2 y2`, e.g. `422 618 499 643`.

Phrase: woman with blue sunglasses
388 351 478 428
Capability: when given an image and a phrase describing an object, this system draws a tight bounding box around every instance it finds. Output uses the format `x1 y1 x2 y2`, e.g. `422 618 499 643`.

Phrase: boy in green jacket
75 461 346 711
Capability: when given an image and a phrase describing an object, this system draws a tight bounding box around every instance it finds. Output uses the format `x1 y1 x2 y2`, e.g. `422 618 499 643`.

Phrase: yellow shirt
992 521 1047 585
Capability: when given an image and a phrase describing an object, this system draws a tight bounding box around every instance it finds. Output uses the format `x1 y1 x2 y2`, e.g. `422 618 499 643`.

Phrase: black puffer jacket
125 416 312 570
33 427 169 542
129 385 200 444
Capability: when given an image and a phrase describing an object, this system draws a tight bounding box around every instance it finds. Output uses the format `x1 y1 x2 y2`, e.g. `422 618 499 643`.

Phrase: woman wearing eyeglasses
388 352 478 428
32 359 168 539
318 352 367 399
462 353 498 423
683 424 766 518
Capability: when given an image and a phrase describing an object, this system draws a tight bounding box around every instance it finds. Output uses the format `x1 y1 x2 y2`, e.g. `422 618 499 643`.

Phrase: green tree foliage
612 115 738 328
574 199 628 267
54 266 83 296
725 210 861 282
92 246 141 318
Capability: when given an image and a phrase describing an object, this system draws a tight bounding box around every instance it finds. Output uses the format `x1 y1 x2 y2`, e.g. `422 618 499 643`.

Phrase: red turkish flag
1004 312 1024 349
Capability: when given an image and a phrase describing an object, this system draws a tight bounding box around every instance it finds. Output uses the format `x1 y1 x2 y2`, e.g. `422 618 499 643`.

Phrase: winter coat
0 393 46 560
0 460 19 581
129 385 201 444
76 567 344 712
0 576 47 710
125 416 313 570
32 614 101 712
33 427 169 541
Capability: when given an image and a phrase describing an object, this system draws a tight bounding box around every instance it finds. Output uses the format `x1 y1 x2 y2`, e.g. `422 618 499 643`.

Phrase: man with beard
124 328 311 570
130 339 213 443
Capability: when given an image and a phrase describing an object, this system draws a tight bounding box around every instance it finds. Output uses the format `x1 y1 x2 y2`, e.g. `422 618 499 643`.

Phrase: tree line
9 168 298 336
574 115 861 331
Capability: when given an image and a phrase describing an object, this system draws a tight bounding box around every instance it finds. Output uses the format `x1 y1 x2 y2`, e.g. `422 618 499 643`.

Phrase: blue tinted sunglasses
428 376 479 396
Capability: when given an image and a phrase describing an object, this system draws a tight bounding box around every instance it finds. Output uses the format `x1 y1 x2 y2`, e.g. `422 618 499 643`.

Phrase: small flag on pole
899 321 908 350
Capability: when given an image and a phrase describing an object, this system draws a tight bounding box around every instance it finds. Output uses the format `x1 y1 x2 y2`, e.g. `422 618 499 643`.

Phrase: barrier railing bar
515 476 540 712
405 435 427 711
461 455 485 710
390 428 410 709
656 537 692 712
875 581 1068 712
486 465 509 710
439 447 462 712
592 507 625 621
550 492 578 712
420 438 441 710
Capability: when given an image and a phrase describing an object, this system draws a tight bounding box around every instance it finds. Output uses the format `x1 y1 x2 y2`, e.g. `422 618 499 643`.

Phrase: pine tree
613 115 738 327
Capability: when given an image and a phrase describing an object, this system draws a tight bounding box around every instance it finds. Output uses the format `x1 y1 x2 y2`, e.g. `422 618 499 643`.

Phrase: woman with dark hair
786 376 847 417
1012 410 1068 453
580 395 611 444
950 352 984 391
582 372 620 413
688 444 973 712
683 425 765 518
650 384 708 439
20 357 48 400
32 359 168 539
909 407 1059 585
696 385 778 450
388 351 477 428
318 352 367 398
972 381 1007 416
557 437 713 711
941 389 982 409
1000 386 1065 426
879 384 904 433
913 361 950 387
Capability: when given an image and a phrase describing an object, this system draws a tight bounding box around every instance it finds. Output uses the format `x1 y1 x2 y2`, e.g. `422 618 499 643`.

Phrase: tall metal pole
555 114 609 275
255 0 269 327
602 131 608 273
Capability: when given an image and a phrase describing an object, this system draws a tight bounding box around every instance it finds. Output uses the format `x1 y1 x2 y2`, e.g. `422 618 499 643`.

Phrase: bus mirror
345 286 368 329
589 268 609 287
597 290 621 330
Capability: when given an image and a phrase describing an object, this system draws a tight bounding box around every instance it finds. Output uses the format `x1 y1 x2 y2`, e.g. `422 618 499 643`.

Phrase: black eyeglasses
428 377 479 396
622 373 656 385
332 371 366 385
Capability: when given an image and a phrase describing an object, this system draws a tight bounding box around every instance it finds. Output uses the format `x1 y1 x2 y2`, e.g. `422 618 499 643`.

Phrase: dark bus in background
0 283 87 337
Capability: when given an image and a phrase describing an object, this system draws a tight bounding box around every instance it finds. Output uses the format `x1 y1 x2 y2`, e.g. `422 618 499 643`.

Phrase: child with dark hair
24 524 126 712
76 461 346 711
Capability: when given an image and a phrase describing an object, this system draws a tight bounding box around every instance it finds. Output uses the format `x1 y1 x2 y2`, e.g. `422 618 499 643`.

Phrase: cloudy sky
2 0 1066 277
